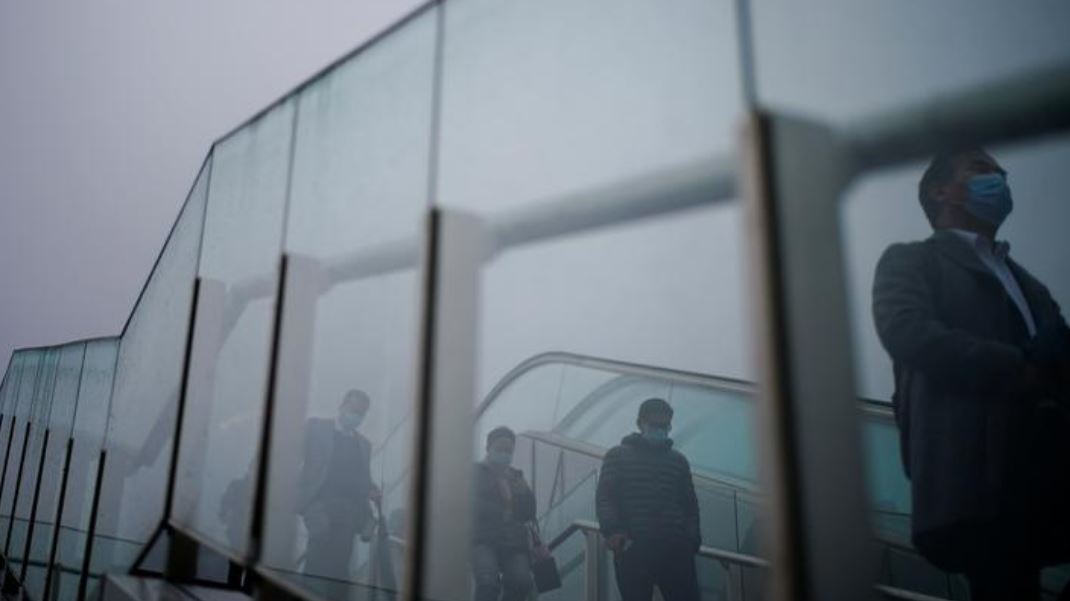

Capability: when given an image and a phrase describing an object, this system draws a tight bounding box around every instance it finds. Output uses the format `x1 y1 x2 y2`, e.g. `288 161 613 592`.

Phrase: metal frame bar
20 427 51 582
76 449 107 601
43 437 76 601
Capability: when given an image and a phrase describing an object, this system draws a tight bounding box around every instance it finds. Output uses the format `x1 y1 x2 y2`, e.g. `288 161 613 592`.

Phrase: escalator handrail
548 520 953 601
547 518 768 570
521 429 760 496
476 351 894 420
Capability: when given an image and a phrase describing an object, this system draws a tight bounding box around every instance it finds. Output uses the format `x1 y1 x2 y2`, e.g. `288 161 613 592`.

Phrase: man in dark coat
596 398 701 601
472 426 536 601
299 389 381 581
873 149 1070 600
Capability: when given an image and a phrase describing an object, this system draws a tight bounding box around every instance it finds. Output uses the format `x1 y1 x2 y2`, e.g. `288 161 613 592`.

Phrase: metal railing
548 519 949 601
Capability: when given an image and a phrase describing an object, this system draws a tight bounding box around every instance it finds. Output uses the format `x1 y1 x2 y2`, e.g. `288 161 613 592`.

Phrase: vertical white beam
404 208 485 601
741 111 877 601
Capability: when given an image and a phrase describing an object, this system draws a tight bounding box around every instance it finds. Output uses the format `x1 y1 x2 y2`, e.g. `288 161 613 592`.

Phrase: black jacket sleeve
872 243 1027 394
596 448 625 537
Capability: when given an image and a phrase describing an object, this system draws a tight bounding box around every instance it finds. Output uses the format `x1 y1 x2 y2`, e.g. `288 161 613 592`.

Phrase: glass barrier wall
94 157 211 577
0 352 28 480
258 5 437 600
22 342 85 598
55 338 119 601
170 104 293 562
749 2 1070 599
6 347 60 579
433 0 757 599
0 350 42 548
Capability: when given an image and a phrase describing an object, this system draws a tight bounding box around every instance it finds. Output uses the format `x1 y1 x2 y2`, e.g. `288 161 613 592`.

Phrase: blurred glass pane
258 6 437 598
93 156 211 574
23 342 85 600
437 1 754 598
55 338 118 596
170 103 293 560
840 138 1070 598
438 0 742 213
751 2 1070 126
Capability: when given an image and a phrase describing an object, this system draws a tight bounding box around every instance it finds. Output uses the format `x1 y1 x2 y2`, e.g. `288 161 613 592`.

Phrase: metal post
20 427 51 581
162 278 202 522
583 529 604 601
5 420 34 555
76 450 107 601
403 208 484 601
741 111 877 601
42 437 74 601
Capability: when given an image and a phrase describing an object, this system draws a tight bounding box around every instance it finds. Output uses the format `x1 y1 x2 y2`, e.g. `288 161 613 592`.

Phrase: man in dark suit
873 149 1070 600
299 389 381 581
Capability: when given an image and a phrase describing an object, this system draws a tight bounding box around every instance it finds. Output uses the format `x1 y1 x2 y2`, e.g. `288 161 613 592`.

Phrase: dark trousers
303 497 364 581
472 544 532 601
613 539 699 601
919 411 1070 601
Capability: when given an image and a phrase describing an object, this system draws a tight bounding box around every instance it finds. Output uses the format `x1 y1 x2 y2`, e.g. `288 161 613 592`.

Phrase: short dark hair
341 389 371 411
637 398 673 421
918 148 986 226
486 426 515 447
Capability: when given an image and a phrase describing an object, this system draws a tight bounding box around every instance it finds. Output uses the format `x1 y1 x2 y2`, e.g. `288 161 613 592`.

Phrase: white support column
741 111 878 601
257 253 325 567
404 208 486 601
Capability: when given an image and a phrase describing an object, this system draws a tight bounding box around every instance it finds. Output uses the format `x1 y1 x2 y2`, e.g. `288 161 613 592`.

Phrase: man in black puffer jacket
596 398 701 601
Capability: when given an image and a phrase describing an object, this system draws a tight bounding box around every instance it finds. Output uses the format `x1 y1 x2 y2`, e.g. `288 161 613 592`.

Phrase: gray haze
3 0 1070 405
0 0 422 369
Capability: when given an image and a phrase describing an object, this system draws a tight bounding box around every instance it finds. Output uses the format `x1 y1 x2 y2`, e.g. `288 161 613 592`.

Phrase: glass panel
56 338 117 598
24 342 86 600
0 354 17 417
0 352 28 478
0 349 42 547
751 2 1070 126
439 0 754 598
841 137 1070 598
94 157 210 574
6 347 60 573
170 102 293 560
258 7 437 599
438 0 742 214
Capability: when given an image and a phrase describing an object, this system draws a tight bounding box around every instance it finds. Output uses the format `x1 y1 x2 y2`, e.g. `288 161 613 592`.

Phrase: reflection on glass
846 144 1070 599
95 158 210 576
170 104 293 561
258 5 436 599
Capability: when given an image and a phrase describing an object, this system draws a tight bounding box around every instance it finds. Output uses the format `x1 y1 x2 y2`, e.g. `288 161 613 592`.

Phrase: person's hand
532 543 551 561
369 487 383 503
605 533 629 554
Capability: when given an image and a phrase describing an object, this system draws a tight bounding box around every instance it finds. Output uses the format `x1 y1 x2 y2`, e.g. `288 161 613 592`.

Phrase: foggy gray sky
0 0 421 368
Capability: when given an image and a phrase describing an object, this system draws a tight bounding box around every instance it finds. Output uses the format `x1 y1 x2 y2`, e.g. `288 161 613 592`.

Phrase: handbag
528 523 561 593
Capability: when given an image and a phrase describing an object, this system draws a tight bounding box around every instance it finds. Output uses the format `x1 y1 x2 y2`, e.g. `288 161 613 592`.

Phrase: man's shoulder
878 239 931 265
668 447 691 466
603 444 630 461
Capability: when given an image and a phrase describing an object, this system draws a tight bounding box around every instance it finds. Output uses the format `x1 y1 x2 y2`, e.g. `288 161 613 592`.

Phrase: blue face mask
340 410 364 431
642 426 670 443
488 450 513 467
963 173 1013 227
